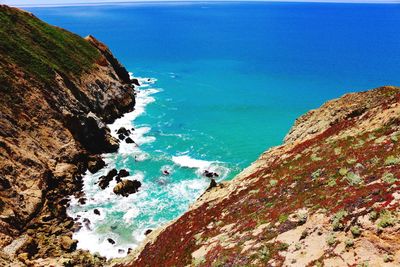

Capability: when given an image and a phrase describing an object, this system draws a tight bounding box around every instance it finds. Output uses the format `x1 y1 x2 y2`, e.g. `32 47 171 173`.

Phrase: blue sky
2 0 399 7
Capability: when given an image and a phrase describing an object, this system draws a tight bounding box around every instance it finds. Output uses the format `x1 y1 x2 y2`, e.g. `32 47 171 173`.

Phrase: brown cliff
0 5 135 266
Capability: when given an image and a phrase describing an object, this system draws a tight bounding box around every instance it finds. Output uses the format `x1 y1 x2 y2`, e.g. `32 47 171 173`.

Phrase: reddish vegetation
116 86 400 267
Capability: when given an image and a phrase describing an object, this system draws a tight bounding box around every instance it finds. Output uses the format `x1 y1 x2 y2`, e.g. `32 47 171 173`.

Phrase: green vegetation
332 210 348 231
259 246 270 262
339 167 348 176
377 210 396 228
0 6 100 88
345 238 354 248
369 211 378 221
345 172 362 186
350 226 361 237
326 234 336 246
384 155 400 166
278 242 289 251
269 179 278 186
278 214 288 223
382 172 398 184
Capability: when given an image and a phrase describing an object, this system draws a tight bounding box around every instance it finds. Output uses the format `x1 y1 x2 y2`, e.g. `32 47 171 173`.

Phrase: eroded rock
113 179 141 197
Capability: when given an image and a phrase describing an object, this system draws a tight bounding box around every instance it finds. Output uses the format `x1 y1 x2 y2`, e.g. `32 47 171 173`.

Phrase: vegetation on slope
0 5 100 90
121 86 400 267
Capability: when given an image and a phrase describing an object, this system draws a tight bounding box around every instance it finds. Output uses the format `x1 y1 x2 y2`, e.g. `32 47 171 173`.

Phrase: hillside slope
0 5 136 266
115 86 400 267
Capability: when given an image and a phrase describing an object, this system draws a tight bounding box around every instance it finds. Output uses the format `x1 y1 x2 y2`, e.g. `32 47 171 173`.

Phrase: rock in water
113 179 142 197
117 127 131 136
98 168 118 189
87 156 106 174
118 134 126 140
118 169 130 178
131 78 140 86
94 209 100 215
107 238 115 245
125 137 135 144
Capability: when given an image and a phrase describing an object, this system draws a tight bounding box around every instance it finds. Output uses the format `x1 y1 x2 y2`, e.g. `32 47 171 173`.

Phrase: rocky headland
0 5 136 266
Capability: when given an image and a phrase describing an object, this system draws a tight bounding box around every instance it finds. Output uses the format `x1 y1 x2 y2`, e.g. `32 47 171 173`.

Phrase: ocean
26 1 400 257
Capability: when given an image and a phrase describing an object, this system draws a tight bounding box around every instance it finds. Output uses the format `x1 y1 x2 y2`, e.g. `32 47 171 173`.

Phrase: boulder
117 127 130 136
118 134 126 140
113 179 141 197
94 209 100 216
125 137 135 144
107 238 115 245
144 229 153 235
87 157 106 174
131 78 140 86
203 170 219 178
98 168 118 189
118 169 130 178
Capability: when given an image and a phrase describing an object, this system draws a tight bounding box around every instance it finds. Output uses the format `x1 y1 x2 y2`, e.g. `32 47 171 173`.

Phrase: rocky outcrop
0 5 136 265
113 180 142 197
115 86 400 267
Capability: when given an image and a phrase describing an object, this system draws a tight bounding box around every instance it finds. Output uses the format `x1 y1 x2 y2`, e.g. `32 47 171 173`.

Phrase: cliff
115 86 400 267
0 5 135 266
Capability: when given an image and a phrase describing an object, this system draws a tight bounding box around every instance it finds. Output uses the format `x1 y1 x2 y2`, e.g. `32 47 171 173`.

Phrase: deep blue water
26 2 400 257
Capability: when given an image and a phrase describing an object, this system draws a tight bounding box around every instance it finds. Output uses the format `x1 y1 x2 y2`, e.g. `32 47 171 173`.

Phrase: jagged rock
0 6 134 265
203 170 219 178
98 168 118 189
131 78 140 86
125 137 135 144
207 178 217 190
86 35 132 84
113 179 141 197
87 157 106 174
60 236 77 251
66 112 119 154
118 169 130 178
117 127 131 136
0 176 11 190
118 134 126 140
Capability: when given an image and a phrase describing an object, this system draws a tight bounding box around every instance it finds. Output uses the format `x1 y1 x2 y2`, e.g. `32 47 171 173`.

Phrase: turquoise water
27 2 400 257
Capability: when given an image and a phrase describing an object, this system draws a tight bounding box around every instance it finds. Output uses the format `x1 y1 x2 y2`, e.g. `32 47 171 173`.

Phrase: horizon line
7 0 400 8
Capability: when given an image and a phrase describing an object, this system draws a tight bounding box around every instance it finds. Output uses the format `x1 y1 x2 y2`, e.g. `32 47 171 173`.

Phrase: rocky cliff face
0 5 135 265
115 86 400 267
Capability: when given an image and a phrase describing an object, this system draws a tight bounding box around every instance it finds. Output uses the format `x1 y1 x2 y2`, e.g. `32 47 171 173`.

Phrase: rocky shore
0 5 136 266
114 86 400 267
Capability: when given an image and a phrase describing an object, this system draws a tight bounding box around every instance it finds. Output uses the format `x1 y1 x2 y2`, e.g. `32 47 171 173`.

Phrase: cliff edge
0 5 135 266
115 86 400 267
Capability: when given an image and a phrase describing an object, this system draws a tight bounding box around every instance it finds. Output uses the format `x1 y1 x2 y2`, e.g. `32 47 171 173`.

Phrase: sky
2 0 399 7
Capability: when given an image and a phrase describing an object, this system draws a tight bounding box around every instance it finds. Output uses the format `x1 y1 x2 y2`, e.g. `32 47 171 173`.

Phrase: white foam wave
172 155 212 170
